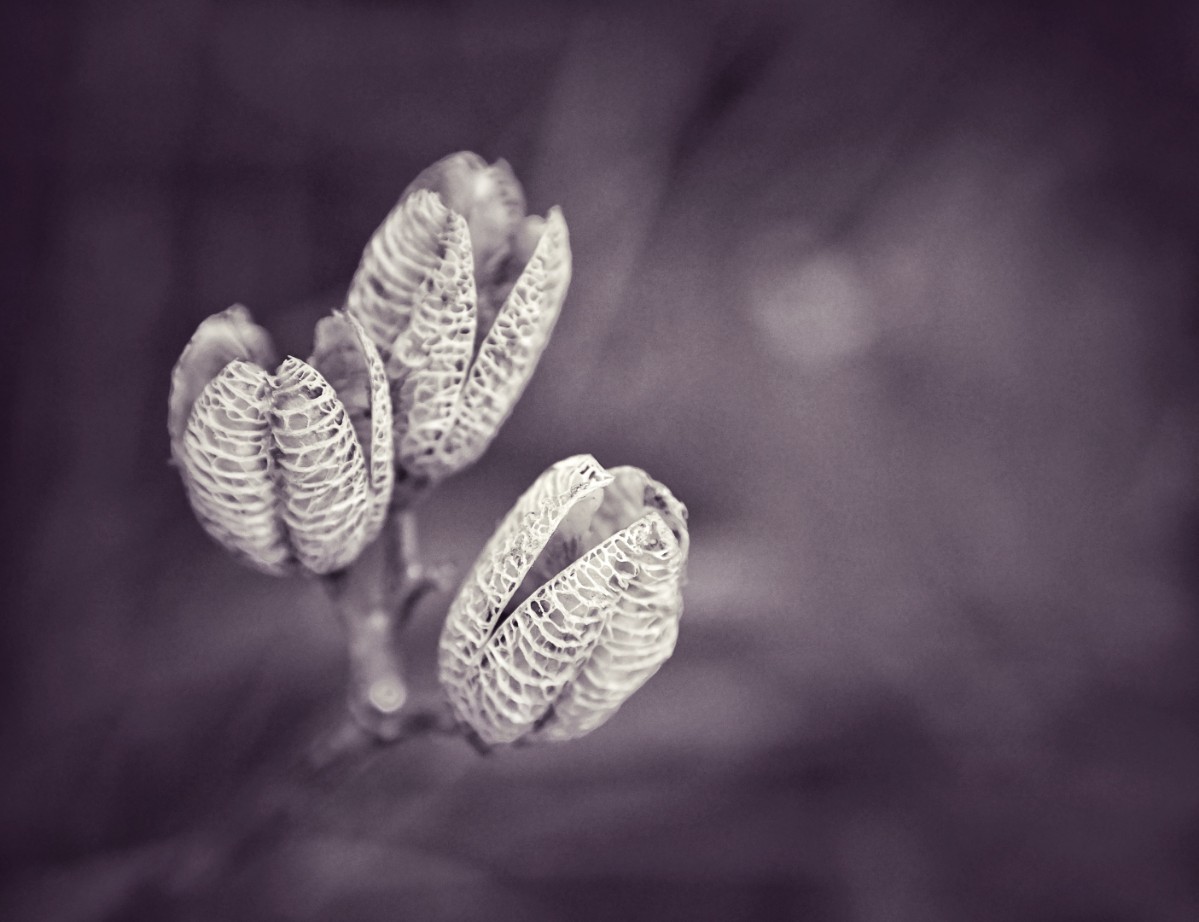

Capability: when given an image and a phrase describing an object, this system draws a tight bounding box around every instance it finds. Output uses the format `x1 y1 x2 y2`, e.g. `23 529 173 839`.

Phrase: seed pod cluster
169 154 690 750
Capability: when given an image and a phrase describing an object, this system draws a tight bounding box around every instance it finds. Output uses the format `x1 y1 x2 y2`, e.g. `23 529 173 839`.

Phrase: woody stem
386 508 445 625
322 562 409 744
317 504 455 759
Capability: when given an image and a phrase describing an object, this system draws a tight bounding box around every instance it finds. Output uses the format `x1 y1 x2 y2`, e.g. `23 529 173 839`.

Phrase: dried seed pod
401 151 526 296
168 304 277 446
438 208 568 473
345 152 572 487
175 358 291 575
345 189 452 361
309 312 395 540
168 306 393 576
390 206 478 469
439 455 689 745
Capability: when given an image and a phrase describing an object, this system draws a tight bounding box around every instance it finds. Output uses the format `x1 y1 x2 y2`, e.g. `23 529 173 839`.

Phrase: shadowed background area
4 0 1199 919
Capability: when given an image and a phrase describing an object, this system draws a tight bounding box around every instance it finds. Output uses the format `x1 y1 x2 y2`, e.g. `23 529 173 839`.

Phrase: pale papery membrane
177 359 292 575
344 152 572 485
438 455 688 745
429 207 571 479
170 306 394 575
271 358 372 575
439 455 611 724
346 189 452 361
309 312 395 541
389 208 478 473
400 151 527 294
168 304 277 448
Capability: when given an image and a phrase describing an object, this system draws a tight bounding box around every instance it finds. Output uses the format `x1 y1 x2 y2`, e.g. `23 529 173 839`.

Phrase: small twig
385 508 457 625
321 505 457 747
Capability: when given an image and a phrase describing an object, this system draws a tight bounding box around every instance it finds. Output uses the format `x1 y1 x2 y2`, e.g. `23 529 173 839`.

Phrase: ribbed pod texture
437 208 570 477
271 357 371 575
345 153 572 485
309 312 394 541
439 455 689 745
177 359 292 575
170 308 393 575
346 189 452 361
391 209 478 474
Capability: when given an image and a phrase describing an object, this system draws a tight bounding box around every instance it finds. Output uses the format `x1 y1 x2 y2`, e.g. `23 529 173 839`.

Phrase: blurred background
4 0 1199 919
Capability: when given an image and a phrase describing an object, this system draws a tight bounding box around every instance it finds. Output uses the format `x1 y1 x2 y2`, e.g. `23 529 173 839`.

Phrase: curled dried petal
271 358 371 575
176 360 291 575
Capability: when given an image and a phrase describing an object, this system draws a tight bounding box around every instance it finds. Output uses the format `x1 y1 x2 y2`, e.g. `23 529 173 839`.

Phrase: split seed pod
345 151 571 485
168 305 394 576
439 455 689 745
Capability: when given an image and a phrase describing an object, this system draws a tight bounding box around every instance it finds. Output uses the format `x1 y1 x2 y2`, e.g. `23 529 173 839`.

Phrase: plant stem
320 506 456 747
322 572 408 743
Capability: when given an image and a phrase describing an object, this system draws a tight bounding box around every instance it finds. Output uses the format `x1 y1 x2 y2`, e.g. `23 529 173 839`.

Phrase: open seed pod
345 151 572 485
401 151 527 317
439 455 689 745
168 305 394 575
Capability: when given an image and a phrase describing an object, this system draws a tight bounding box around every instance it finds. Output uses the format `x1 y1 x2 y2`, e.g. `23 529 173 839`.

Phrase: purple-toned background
5 0 1199 919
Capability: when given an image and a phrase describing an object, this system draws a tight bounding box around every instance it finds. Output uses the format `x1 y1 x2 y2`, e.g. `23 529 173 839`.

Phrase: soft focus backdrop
5 0 1199 919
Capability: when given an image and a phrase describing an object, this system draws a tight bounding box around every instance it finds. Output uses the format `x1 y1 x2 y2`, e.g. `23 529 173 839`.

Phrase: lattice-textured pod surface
171 306 394 576
534 470 688 742
401 151 526 290
436 207 572 475
342 154 571 486
475 214 552 341
308 311 394 542
176 360 291 576
168 304 277 451
389 210 478 477
271 358 371 575
439 455 611 735
439 455 689 745
345 189 454 360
